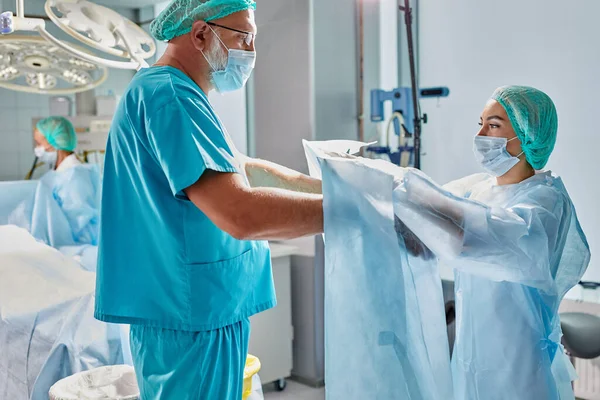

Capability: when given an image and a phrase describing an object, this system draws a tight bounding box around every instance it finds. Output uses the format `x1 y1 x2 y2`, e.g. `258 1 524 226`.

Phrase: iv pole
399 0 423 169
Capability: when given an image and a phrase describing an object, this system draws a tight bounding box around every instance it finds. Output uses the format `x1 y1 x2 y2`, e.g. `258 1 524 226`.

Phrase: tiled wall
0 90 51 180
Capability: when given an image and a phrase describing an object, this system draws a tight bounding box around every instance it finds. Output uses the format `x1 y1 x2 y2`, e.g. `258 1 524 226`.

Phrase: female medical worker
34 116 80 171
392 85 590 400
32 116 101 246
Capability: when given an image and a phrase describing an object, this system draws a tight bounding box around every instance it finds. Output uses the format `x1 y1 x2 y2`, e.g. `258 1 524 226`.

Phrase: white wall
379 0 398 91
418 0 600 281
374 0 399 146
208 91 248 154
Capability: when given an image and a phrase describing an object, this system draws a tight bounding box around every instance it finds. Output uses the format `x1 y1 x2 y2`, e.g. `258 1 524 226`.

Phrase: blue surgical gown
95 66 275 331
36 164 101 246
0 165 101 248
393 170 590 400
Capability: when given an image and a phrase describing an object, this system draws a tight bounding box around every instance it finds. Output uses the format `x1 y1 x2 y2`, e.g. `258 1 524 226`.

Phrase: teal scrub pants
130 319 251 400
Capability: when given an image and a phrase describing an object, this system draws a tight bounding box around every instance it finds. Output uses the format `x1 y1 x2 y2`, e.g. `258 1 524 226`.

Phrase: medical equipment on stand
367 87 449 167
0 0 156 94
367 0 449 169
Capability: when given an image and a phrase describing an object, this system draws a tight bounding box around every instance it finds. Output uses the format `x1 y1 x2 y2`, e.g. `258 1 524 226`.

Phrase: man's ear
190 20 210 52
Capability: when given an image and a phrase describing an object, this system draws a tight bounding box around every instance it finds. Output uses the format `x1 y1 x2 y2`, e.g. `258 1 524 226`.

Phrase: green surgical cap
491 85 558 170
150 0 256 42
36 116 77 152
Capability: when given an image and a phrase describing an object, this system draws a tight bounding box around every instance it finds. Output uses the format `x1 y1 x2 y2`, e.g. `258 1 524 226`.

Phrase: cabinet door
249 256 294 384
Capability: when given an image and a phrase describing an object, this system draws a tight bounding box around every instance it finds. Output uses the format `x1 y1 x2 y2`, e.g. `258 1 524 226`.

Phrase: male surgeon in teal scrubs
94 1 324 398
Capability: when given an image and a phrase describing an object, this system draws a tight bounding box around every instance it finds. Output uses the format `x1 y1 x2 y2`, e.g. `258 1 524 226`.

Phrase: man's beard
205 37 228 83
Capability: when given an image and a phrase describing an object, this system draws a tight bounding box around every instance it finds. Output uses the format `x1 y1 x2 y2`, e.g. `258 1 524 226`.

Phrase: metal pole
357 0 365 145
401 0 422 169
16 0 25 18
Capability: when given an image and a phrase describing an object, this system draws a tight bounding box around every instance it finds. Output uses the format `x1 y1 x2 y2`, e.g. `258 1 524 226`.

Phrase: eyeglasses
206 22 255 46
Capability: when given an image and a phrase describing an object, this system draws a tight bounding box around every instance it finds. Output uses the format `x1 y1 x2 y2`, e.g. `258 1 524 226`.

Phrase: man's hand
184 170 323 241
244 157 322 194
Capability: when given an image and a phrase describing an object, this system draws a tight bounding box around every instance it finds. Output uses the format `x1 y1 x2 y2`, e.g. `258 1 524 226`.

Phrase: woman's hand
394 216 435 260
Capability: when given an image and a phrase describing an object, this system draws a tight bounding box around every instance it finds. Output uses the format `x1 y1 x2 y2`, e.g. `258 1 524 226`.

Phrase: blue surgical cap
491 85 558 170
150 0 256 42
36 116 77 152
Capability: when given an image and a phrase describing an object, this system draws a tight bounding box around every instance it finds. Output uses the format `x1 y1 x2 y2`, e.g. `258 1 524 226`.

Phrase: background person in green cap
33 115 101 246
95 1 324 398
34 116 79 171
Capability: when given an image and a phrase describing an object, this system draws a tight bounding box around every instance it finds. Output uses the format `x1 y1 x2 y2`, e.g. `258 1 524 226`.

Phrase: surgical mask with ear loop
34 146 57 166
473 135 524 177
201 25 256 93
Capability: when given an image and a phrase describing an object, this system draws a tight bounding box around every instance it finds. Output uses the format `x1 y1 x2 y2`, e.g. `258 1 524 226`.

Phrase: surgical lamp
0 0 156 71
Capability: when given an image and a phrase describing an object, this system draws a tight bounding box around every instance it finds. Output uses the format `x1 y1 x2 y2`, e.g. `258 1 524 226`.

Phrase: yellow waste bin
242 355 261 400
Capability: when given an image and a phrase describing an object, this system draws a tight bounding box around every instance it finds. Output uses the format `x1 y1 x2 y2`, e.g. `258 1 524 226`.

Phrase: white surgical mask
473 136 523 177
202 26 256 93
34 145 57 166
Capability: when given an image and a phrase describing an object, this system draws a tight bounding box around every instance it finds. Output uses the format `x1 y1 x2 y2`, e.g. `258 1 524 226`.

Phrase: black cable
25 157 39 180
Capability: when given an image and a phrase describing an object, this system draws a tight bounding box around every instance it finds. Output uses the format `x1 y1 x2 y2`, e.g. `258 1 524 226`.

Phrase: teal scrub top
95 66 276 331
